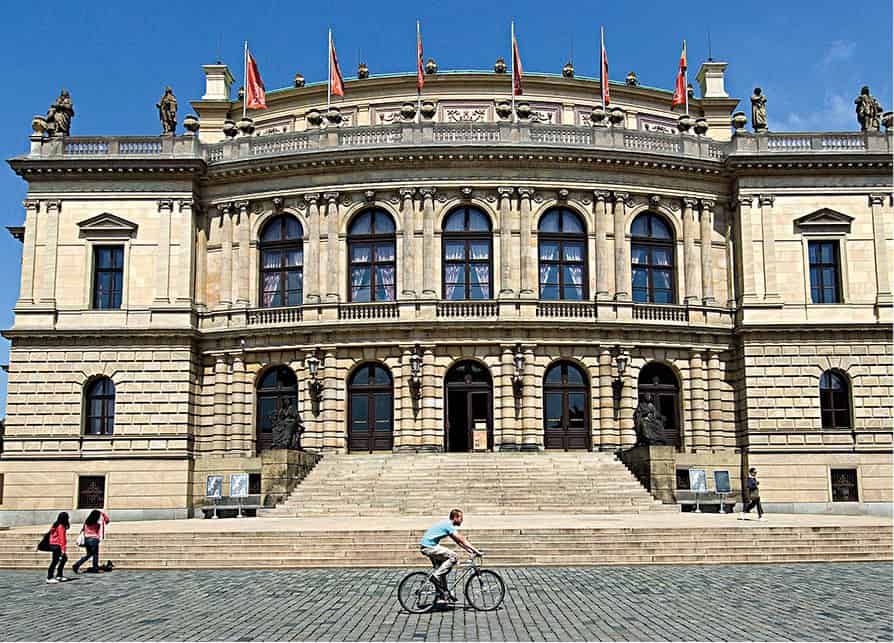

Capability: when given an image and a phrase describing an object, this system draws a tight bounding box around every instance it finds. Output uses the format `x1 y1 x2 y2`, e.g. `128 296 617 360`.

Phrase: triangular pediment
77 213 138 238
794 208 854 230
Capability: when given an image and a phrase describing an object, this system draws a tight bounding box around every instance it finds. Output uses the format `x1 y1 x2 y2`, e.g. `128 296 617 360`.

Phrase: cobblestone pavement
0 563 890 641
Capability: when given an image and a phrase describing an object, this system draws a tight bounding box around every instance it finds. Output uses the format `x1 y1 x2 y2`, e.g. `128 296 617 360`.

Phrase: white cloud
776 93 855 132
820 40 856 67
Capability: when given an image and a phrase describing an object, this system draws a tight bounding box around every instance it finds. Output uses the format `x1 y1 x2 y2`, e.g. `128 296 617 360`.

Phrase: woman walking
45 512 70 583
72 509 110 574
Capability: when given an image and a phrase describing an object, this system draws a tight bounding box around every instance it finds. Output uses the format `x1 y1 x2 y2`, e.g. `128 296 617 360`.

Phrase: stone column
218 204 233 308
733 196 757 303
195 212 208 310
612 192 631 301
176 200 196 304
420 188 437 297
689 350 708 451
39 199 61 305
304 193 321 304
212 354 229 453
499 345 519 450
619 354 636 448
594 191 611 300
707 350 724 449
18 199 39 305
682 197 701 305
520 345 539 450
230 352 244 452
700 199 717 305
324 192 340 303
234 200 251 306
759 194 781 302
498 187 515 297
869 194 893 304
420 346 439 451
518 187 535 297
598 348 616 450
400 188 416 298
322 349 338 449
153 200 173 305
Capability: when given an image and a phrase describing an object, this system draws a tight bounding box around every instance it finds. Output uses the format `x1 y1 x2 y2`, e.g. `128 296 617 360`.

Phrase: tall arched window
631 212 675 304
259 215 304 308
348 363 394 452
820 370 851 429
348 209 396 302
637 362 681 448
539 208 587 300
256 365 298 451
85 377 115 435
543 361 590 450
443 207 493 300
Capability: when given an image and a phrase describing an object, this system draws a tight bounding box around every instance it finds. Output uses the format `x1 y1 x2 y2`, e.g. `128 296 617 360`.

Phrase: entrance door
348 363 394 452
543 361 591 450
444 361 492 452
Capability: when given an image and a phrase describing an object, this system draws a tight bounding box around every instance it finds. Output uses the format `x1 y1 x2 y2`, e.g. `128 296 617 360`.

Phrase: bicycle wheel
397 571 438 614
464 569 506 611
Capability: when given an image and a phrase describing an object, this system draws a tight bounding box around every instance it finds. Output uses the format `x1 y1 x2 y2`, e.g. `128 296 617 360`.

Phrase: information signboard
206 475 223 499
229 473 249 498
713 470 732 494
688 469 708 493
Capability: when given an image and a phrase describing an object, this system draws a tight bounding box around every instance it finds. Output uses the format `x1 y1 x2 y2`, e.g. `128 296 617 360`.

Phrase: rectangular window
77 475 106 509
92 246 124 309
808 241 840 304
831 469 859 502
248 473 262 496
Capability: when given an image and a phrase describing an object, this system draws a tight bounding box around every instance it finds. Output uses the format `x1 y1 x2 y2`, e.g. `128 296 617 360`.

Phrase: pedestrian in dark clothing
73 509 110 573
46 512 71 583
739 467 765 520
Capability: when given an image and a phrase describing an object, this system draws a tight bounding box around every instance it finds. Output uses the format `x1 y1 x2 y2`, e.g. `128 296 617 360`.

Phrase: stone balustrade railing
729 131 891 154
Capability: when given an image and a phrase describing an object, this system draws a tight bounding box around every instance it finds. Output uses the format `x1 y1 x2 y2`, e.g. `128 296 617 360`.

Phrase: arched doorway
444 360 493 452
256 365 298 452
543 361 590 450
348 363 394 452
637 362 681 448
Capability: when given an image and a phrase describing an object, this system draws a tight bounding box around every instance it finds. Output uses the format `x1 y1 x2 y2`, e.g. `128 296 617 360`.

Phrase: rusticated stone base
260 449 321 507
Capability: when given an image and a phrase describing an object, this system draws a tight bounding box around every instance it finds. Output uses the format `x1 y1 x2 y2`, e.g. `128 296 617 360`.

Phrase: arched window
637 362 681 448
348 363 393 452
85 377 115 435
256 366 298 451
259 215 304 308
631 212 675 304
820 370 851 429
543 361 590 450
348 209 396 302
539 208 587 300
443 207 493 300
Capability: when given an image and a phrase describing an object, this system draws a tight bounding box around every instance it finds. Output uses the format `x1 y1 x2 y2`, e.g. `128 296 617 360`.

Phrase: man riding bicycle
419 509 481 602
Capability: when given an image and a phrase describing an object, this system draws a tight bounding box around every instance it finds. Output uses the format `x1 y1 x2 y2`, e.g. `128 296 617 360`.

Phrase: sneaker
45 578 59 584
738 512 746 520
758 517 767 521
71 566 80 574
446 591 458 602
56 576 70 582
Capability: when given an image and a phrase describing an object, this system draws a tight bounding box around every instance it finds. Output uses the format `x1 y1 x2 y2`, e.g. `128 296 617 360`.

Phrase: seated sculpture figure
270 402 305 450
633 393 669 446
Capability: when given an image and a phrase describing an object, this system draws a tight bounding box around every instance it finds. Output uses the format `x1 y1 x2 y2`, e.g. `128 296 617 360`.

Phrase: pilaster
217 204 233 308
689 350 708 451
759 194 782 303
153 199 174 305
498 187 515 297
682 197 701 305
400 188 417 298
176 200 196 304
39 199 61 306
612 192 631 301
18 199 39 305
304 193 321 304
518 187 535 298
594 191 611 300
597 348 616 450
700 199 717 305
234 200 251 307
707 350 724 449
324 192 340 303
420 188 437 297
195 212 208 310
869 193 893 305
734 195 759 304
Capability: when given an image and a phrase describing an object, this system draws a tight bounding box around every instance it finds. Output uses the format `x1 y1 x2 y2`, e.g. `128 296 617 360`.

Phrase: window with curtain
819 370 851 429
808 240 841 304
348 209 396 302
259 215 304 308
538 208 587 300
631 213 675 304
85 377 115 435
442 207 492 300
92 246 124 309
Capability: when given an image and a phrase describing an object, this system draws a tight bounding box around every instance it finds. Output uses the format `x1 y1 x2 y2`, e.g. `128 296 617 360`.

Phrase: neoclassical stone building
0 59 891 525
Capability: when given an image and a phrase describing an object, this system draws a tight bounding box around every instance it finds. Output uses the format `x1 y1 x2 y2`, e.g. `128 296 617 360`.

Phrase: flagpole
511 21 516 123
243 40 248 119
417 20 422 123
683 40 689 116
327 29 332 112
600 26 606 110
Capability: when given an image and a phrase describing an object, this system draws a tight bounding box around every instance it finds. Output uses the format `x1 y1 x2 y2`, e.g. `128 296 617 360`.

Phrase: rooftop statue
855 86 882 132
751 87 767 132
157 86 177 135
46 89 74 137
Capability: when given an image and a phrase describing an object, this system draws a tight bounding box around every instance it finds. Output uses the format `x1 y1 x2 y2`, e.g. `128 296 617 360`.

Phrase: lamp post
512 345 526 414
612 346 629 421
408 345 423 413
306 352 322 417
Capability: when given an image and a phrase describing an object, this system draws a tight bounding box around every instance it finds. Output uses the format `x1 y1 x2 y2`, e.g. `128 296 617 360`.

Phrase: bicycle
397 552 506 613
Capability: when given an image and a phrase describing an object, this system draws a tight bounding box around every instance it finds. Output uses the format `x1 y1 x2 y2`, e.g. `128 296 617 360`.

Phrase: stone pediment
794 208 853 234
77 213 138 239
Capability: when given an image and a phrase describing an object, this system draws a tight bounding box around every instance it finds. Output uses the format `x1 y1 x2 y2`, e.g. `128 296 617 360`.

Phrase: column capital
869 193 888 206
399 187 416 199
593 190 611 202
699 198 716 210
323 191 339 204
219 201 235 216
497 186 515 198
303 192 321 205
682 197 698 209
234 200 250 214
23 199 40 213
157 199 174 213
518 187 535 199
45 199 62 214
734 194 754 208
758 194 775 207
611 191 631 205
178 199 194 213
420 187 437 199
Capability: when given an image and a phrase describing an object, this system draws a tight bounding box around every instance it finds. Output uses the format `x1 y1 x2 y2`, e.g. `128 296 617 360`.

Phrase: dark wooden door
543 362 590 450
348 364 393 453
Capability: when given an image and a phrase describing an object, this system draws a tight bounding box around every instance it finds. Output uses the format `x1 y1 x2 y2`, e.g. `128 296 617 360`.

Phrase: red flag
245 46 267 110
416 22 424 91
329 31 345 97
671 40 687 108
600 26 609 106
512 28 523 96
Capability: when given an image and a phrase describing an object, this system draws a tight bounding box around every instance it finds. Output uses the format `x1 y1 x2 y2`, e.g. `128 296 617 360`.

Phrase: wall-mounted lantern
611 345 629 420
408 345 423 410
512 344 526 401
306 351 323 417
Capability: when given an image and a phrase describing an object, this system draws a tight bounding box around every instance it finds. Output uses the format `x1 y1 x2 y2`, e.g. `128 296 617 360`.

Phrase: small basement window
249 473 262 495
78 475 106 509
831 469 859 502
675 469 690 490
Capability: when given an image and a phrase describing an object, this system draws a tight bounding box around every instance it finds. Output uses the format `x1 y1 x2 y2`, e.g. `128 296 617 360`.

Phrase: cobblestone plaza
0 564 890 641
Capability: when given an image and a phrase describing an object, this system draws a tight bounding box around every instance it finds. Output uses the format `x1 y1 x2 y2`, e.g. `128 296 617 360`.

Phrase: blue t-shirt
420 519 457 547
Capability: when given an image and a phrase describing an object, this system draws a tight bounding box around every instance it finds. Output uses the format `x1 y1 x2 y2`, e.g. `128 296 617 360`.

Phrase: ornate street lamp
612 346 628 421
306 351 323 417
408 345 423 410
512 345 526 400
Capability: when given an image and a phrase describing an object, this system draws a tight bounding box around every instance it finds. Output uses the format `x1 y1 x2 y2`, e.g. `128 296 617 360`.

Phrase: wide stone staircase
261 452 675 517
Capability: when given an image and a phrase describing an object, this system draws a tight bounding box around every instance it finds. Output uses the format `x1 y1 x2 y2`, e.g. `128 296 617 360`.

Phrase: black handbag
36 530 51 552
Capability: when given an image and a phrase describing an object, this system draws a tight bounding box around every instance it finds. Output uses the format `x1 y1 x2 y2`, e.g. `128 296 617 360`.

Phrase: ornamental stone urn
326 107 342 125
358 62 369 79
609 106 625 126
31 115 48 136
731 111 748 133
222 119 238 138
237 117 255 136
883 111 893 131
693 117 709 136
562 61 574 78
400 102 417 121
516 102 532 121
425 58 438 74
495 100 512 120
306 109 323 127
183 114 200 135
494 57 507 74
294 73 306 88
590 105 606 126
677 113 694 133
625 71 639 87
420 100 436 119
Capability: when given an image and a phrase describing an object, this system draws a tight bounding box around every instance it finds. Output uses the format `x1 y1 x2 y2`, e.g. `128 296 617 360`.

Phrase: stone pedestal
260 449 321 506
617 445 676 503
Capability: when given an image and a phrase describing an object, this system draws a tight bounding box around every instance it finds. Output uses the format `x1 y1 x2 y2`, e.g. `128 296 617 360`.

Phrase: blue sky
0 0 890 416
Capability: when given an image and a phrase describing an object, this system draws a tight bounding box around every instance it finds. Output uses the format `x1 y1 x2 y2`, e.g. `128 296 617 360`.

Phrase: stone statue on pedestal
270 402 304 450
633 393 668 446
855 86 882 131
46 89 74 137
157 86 178 135
751 87 767 132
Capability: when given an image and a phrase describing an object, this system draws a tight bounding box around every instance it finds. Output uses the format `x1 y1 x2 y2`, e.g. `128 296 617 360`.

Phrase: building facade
0 60 891 525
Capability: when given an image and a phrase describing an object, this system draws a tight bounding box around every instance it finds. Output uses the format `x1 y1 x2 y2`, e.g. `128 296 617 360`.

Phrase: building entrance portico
444 361 493 452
